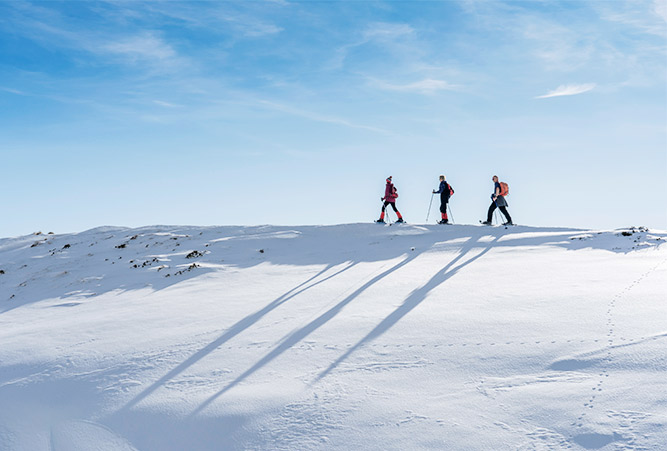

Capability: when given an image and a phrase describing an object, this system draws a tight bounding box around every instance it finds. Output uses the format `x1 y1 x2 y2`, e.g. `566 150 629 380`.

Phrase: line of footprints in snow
223 335 662 352
574 259 666 431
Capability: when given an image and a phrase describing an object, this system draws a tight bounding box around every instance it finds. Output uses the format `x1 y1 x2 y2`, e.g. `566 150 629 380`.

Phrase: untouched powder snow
0 223 666 450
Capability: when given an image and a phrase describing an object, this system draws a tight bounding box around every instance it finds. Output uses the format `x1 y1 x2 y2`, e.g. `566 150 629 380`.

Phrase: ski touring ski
480 220 517 229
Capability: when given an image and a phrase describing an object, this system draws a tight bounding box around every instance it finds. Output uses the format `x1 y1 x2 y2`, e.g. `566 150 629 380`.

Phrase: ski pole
426 193 434 222
447 204 455 224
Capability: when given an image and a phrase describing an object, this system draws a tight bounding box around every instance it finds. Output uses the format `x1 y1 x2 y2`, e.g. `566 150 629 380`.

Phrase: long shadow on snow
188 253 420 417
118 261 358 413
313 232 500 383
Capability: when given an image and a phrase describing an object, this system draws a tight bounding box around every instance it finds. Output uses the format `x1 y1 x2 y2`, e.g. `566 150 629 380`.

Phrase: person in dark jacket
482 175 512 225
377 176 404 223
432 175 453 224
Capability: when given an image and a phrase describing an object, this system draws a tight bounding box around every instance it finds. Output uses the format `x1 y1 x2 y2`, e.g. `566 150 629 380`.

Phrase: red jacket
384 182 397 202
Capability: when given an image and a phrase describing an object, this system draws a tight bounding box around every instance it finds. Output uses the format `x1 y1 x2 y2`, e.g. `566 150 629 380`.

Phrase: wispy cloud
363 22 414 41
226 14 283 37
655 0 667 22
454 1 596 72
370 78 459 95
139 2 284 38
103 33 175 61
328 21 418 67
595 0 667 37
0 86 28 95
522 19 595 72
153 100 181 108
536 83 596 99
257 100 390 134
0 3 189 74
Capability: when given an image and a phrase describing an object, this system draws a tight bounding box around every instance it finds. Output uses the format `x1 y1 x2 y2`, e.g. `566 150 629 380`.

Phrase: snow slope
0 224 666 450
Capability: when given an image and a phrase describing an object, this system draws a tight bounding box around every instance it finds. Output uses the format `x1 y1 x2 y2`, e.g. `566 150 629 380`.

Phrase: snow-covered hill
1 224 666 450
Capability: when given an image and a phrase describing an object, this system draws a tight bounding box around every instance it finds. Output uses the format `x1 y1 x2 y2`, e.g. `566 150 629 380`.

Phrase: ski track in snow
0 224 666 450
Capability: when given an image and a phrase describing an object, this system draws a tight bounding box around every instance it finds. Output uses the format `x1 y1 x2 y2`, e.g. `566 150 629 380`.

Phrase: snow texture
0 224 666 450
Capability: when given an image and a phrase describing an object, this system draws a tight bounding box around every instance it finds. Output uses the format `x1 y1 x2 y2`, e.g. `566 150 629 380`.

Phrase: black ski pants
382 201 399 213
487 202 512 223
440 194 449 214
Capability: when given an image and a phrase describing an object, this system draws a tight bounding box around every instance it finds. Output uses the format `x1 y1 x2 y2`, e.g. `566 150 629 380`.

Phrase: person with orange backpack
432 175 454 224
376 176 404 223
481 175 513 225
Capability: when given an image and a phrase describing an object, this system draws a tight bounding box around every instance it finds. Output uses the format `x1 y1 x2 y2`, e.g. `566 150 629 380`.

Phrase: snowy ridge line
2 222 665 241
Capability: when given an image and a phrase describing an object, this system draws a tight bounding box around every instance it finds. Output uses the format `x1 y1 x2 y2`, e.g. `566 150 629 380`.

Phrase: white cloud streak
153 100 180 108
536 83 597 99
371 78 459 94
139 2 284 38
257 100 390 134
103 33 176 62
655 0 667 22
363 22 414 40
1 4 188 73
1 86 28 95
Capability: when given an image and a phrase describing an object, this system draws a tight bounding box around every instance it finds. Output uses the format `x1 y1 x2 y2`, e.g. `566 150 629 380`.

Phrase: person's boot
481 220 492 225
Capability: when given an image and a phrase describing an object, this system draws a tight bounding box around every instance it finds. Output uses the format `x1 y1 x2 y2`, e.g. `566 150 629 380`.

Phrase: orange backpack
499 182 509 196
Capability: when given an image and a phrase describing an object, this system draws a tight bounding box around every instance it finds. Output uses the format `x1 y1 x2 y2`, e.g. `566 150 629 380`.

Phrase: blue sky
1 0 665 236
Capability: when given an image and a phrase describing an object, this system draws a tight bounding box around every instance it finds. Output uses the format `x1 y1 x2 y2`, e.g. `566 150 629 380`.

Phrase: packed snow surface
0 223 666 450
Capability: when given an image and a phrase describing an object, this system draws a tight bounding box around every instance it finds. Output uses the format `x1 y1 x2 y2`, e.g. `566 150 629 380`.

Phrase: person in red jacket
376 176 404 223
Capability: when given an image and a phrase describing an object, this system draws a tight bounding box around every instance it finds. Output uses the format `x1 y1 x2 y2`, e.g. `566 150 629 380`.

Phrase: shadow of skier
188 253 420 417
312 232 500 383
118 261 357 414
